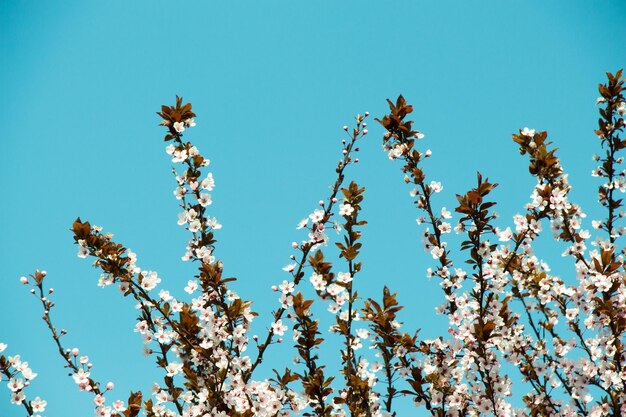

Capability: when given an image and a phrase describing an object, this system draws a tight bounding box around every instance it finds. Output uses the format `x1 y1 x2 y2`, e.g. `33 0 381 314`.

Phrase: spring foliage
2 71 626 417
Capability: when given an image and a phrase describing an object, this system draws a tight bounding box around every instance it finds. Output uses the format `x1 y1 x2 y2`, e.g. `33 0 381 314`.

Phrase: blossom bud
106 382 114 390
343 126 348 131
291 242 298 249
271 285 278 292
30 289 35 294
342 149 348 155
49 288 54 293
20 276 28 284
425 149 432 157
277 338 283 343
72 348 80 357
363 129 368 135
355 158 359 163
363 123 367 127
364 112 369 116
319 200 324 206
290 255 295 260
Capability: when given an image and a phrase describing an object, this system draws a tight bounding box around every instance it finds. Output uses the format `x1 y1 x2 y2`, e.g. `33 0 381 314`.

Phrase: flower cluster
0 344 43 414
372 70 626 416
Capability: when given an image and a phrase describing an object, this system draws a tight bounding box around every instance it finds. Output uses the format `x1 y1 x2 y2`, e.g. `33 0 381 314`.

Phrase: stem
35 283 103 396
245 121 365 382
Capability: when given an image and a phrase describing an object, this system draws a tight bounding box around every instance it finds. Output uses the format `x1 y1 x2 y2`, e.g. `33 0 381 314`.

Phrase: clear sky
1 1 625 416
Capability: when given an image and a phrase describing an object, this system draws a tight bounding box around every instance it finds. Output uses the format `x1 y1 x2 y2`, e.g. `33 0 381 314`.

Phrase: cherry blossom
4 79 626 417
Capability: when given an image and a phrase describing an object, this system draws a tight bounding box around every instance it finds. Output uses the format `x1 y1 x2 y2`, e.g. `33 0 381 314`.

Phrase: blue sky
1 1 625 415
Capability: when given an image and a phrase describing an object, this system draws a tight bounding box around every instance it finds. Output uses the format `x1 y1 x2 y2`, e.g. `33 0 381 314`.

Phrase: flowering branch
246 113 369 382
4 70 626 417
376 96 457 315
